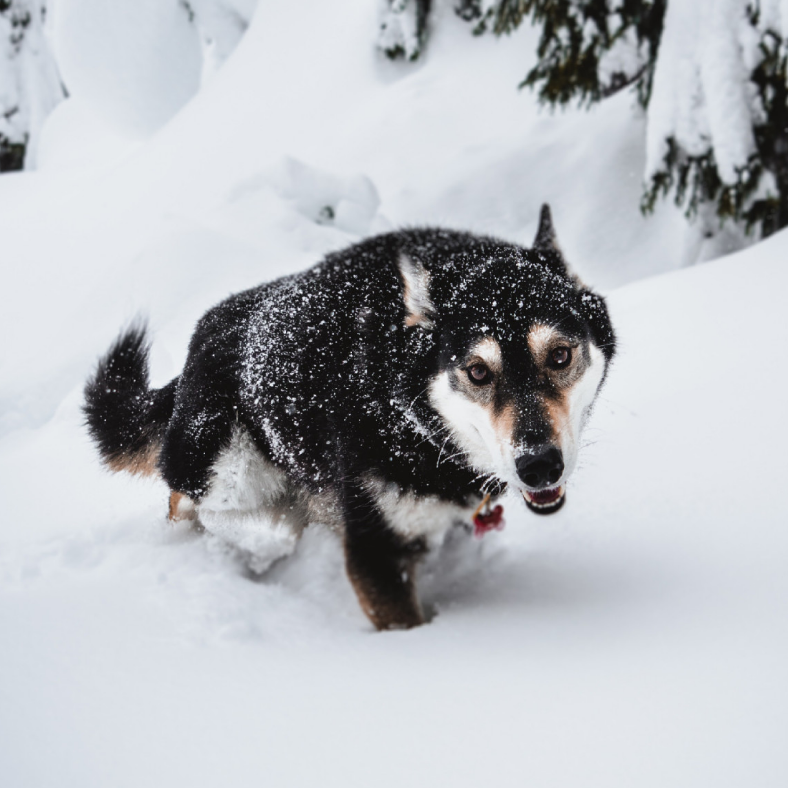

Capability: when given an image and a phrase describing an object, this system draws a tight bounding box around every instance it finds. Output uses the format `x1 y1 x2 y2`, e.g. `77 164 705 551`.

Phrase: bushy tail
83 324 177 476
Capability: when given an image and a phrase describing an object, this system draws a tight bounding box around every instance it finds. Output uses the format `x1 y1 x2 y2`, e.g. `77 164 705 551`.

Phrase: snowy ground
2 2 787 786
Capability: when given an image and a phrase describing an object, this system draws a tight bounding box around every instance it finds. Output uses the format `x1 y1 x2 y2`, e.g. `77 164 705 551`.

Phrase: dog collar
472 494 504 538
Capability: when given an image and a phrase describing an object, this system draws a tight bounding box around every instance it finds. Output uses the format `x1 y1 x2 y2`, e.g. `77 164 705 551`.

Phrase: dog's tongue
527 488 562 505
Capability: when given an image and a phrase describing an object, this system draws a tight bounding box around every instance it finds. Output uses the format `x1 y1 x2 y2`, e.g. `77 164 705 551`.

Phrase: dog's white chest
363 475 475 541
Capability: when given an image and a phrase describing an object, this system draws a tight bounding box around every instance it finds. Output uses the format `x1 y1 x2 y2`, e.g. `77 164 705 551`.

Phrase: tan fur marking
452 336 514 447
491 402 516 445
168 491 196 522
469 336 503 372
542 378 582 444
400 254 433 328
404 308 425 328
543 395 569 444
528 325 587 446
527 322 557 363
106 443 160 477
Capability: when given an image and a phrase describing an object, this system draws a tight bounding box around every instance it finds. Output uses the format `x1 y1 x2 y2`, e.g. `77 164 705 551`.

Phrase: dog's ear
578 289 616 361
398 253 434 328
533 204 562 255
532 204 571 279
532 203 585 290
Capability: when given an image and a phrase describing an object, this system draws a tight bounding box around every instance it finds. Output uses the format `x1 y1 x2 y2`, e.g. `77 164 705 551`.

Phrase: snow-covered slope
2 218 787 788
1 1 786 785
0 0 686 437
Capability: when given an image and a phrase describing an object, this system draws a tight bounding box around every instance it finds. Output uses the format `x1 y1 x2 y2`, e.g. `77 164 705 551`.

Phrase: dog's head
400 207 616 514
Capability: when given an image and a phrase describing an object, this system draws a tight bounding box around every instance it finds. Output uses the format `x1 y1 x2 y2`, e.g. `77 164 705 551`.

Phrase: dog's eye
467 364 492 386
548 347 572 369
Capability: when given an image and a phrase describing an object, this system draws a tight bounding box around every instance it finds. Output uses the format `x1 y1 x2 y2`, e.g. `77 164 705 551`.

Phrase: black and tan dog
85 206 615 630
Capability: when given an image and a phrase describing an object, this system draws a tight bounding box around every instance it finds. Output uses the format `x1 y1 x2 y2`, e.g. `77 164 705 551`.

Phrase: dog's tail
83 323 178 477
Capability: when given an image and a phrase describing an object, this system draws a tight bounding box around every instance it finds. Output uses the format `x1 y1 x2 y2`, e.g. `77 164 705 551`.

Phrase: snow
754 0 788 41
49 0 203 134
597 25 648 92
186 0 253 85
1 0 787 785
645 0 758 184
700 0 757 183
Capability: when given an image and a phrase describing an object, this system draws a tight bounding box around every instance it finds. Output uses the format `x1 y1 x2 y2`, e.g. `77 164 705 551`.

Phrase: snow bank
0 0 687 439
2 0 785 784
2 224 787 788
50 0 203 134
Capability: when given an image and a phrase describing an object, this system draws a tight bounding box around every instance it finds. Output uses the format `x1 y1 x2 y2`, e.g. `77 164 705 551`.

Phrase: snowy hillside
0 1 688 436
3 218 788 788
1 1 787 786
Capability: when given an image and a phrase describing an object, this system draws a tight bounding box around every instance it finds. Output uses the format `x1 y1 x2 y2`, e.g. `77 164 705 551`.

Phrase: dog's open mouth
523 486 565 515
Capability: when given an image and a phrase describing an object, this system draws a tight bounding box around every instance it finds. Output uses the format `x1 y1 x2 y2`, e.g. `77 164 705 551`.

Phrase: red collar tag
472 495 505 538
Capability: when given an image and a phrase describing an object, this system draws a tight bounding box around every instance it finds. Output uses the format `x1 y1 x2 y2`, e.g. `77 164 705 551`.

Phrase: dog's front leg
342 483 425 631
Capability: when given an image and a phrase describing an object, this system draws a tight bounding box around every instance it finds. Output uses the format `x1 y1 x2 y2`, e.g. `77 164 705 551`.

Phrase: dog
84 205 615 630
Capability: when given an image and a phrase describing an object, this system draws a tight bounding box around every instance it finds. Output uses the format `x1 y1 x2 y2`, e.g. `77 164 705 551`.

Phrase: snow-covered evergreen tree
644 0 788 239
0 0 63 171
456 0 664 107
459 0 788 242
378 0 431 61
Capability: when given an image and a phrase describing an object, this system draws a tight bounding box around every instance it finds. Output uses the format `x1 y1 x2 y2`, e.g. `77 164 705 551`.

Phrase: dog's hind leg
342 481 426 631
168 491 197 522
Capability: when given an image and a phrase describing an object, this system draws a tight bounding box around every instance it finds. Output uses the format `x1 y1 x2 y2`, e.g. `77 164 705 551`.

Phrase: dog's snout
516 447 564 489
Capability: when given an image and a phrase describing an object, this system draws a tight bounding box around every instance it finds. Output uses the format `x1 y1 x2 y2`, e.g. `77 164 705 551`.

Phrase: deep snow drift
2 223 787 788
1 1 787 786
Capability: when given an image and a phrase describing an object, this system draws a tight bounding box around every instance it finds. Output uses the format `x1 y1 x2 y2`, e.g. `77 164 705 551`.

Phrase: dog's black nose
516 447 564 489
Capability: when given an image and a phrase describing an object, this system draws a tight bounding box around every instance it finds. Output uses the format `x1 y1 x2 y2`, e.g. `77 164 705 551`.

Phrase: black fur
342 478 427 630
84 325 177 468
85 213 616 629
86 224 616 507
155 228 573 504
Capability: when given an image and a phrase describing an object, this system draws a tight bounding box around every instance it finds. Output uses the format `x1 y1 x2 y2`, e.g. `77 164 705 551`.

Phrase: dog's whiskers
439 449 468 466
415 423 450 449
479 474 499 495
435 435 451 468
405 386 430 414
